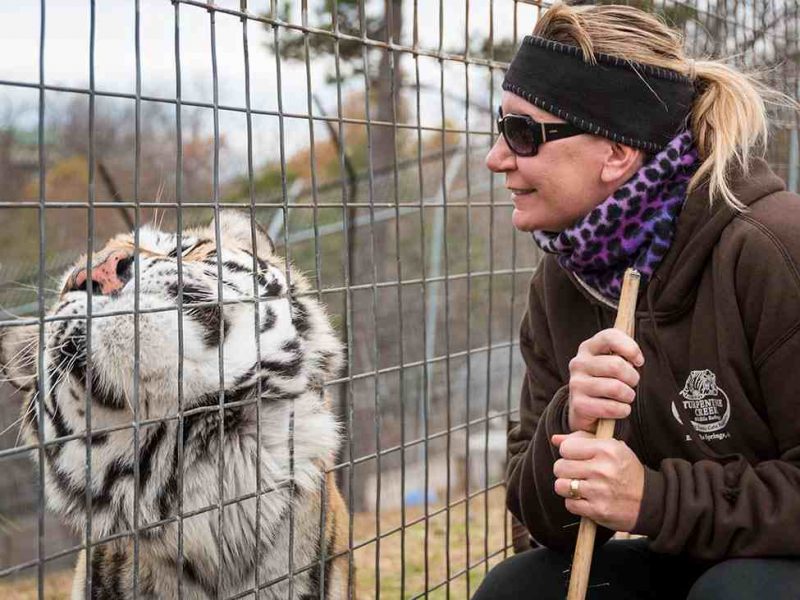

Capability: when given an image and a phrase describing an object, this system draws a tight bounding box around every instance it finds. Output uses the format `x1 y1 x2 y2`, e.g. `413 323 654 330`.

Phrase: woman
475 3 800 599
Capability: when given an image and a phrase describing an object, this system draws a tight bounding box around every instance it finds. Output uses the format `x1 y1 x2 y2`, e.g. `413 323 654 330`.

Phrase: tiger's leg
325 471 352 600
71 550 86 600
71 541 135 599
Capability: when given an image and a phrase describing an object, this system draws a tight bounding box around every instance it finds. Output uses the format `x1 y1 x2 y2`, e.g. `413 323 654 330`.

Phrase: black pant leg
472 538 709 600
686 557 800 600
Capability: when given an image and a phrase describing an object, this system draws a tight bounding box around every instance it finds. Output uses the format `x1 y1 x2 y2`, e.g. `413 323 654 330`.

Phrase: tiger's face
3 210 341 447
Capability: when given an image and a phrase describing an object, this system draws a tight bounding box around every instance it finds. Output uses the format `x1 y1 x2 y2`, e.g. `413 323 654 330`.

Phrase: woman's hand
551 431 645 533
567 328 644 433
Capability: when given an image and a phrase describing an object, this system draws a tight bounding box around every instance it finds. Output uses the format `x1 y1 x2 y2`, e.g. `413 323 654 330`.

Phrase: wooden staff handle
566 268 641 600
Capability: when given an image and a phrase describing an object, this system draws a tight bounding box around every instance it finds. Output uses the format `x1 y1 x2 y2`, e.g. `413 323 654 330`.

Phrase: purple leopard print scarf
531 130 699 302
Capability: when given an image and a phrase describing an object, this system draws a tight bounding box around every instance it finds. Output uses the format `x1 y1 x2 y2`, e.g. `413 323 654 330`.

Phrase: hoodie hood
643 158 785 318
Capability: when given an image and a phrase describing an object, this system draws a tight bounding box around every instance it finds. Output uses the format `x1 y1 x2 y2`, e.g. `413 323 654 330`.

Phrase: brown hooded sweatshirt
507 158 800 560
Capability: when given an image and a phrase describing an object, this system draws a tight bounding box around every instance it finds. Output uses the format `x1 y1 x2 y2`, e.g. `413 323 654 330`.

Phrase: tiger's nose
69 250 133 295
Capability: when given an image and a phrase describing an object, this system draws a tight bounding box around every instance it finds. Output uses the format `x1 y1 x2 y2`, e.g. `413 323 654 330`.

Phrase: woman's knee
687 558 800 600
472 548 571 600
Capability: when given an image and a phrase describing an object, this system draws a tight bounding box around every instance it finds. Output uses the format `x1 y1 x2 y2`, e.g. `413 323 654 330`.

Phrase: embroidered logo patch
671 369 731 441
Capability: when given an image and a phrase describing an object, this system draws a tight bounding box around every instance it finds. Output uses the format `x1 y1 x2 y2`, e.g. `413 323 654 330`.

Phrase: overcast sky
0 0 536 171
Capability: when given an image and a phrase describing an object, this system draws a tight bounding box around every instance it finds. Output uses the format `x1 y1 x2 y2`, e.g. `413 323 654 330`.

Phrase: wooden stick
566 268 641 600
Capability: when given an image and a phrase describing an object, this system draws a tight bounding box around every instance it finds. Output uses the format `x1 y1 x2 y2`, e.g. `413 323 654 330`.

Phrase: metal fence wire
0 0 798 598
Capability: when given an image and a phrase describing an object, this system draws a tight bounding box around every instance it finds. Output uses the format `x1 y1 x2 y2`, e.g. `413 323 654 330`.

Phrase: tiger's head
2 210 342 462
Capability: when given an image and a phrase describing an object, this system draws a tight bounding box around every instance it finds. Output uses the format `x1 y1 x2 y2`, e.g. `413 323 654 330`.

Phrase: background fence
0 0 798 598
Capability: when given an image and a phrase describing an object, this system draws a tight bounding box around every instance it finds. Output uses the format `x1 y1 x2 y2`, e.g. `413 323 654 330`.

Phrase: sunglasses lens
503 116 537 156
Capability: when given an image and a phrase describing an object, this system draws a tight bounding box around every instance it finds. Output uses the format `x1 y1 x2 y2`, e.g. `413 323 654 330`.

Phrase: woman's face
486 91 631 233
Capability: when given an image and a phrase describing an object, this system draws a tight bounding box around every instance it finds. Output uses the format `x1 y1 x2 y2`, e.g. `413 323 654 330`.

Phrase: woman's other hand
551 431 645 532
567 328 644 433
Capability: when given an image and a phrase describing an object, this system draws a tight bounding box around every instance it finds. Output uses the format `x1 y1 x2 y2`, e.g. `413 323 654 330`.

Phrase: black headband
502 36 696 152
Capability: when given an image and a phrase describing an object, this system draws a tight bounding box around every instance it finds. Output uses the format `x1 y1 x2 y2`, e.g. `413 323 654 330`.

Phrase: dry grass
0 569 73 600
351 486 512 599
0 487 511 599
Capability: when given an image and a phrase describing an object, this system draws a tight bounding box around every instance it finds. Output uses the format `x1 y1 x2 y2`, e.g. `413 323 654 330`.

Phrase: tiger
0 212 350 599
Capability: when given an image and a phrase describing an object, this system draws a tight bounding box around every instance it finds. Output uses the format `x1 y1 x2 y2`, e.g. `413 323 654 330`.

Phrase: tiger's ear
0 324 39 392
216 211 275 256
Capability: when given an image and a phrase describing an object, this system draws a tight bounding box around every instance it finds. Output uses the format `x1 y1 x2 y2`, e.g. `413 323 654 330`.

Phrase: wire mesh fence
0 0 798 598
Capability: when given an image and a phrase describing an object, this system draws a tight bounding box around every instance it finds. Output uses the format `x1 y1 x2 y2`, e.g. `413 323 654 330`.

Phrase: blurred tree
271 0 404 173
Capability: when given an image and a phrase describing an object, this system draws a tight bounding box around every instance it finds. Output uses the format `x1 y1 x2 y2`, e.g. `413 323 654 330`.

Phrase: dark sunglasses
496 106 584 157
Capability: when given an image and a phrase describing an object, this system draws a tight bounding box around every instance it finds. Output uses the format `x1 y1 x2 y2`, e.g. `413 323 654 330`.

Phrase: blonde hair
532 3 798 211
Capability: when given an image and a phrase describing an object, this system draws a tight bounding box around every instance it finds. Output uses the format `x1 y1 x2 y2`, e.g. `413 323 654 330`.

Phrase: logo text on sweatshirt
671 369 731 442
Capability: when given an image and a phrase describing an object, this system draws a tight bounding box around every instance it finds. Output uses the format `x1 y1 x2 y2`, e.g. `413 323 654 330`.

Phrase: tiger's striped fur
0 213 350 598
